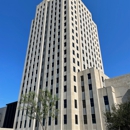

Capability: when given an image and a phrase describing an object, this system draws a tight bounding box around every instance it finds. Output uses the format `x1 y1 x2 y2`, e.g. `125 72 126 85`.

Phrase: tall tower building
14 0 104 130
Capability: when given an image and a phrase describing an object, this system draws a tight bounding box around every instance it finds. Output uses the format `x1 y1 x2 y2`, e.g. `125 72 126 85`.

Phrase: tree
104 98 130 130
18 89 59 130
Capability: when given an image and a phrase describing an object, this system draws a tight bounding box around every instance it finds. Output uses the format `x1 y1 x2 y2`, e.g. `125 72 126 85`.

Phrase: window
57 69 59 73
81 76 84 81
46 81 48 86
24 120 27 128
72 43 75 47
64 50 66 54
64 75 67 81
56 88 58 93
88 73 91 79
48 117 51 125
64 115 67 124
72 35 74 40
56 101 58 109
64 99 67 108
74 86 77 92
73 58 75 63
81 86 85 92
20 121 22 128
89 84 92 90
84 64 85 69
73 66 76 72
92 114 96 124
64 66 67 71
77 61 80 66
90 98 94 107
102 76 104 82
73 50 75 55
104 96 109 105
64 42 66 46
77 53 79 58
83 115 87 124
64 58 67 63
57 78 59 83
47 65 49 69
51 80 53 85
57 60 59 65
74 76 76 82
64 35 67 39
75 115 78 124
82 100 86 108
50 89 53 95
55 117 58 125
75 100 77 108
57 52 60 57
17 110 20 117
76 39 78 43
29 120 31 127
64 85 67 92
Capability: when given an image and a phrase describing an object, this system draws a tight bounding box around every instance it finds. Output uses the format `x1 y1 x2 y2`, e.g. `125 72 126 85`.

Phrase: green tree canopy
18 89 59 130
104 98 130 130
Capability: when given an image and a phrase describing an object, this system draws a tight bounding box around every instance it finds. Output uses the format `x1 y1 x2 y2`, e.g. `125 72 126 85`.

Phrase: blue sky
0 0 130 107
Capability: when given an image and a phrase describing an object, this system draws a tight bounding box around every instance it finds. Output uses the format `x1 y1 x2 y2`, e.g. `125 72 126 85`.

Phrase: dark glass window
88 73 91 79
74 86 77 92
75 100 77 108
92 114 96 124
64 50 67 54
56 88 58 93
64 75 67 81
43 118 45 126
24 120 26 128
64 66 67 71
73 66 76 72
48 117 51 125
88 83 92 90
82 100 86 108
74 76 76 82
81 86 85 92
64 115 67 124
51 80 53 85
29 120 31 127
20 121 22 128
90 98 94 107
57 69 59 73
57 78 59 83
55 117 58 125
75 115 78 124
81 76 84 81
104 96 109 105
83 115 87 124
64 58 67 62
56 101 58 109
64 85 67 92
64 99 67 108
73 58 75 63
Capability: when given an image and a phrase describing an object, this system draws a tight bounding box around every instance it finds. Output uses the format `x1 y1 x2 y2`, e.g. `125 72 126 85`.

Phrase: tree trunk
45 119 47 130
39 120 44 130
